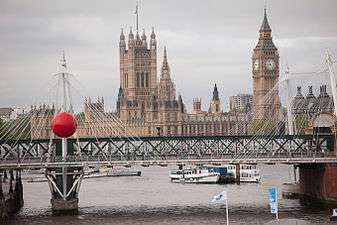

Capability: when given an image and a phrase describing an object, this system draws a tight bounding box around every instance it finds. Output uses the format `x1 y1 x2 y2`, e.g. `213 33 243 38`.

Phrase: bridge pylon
45 52 84 215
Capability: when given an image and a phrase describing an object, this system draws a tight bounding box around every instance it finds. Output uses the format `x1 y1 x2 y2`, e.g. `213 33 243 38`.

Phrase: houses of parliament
31 8 281 139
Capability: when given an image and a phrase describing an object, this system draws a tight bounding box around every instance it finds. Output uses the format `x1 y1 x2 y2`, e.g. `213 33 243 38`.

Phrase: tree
294 114 307 134
248 119 283 135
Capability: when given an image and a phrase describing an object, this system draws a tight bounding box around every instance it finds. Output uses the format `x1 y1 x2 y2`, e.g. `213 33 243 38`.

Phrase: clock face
266 59 275 70
254 59 259 71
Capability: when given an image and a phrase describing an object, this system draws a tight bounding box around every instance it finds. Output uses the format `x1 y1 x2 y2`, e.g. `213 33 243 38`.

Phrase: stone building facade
30 9 282 139
230 94 253 112
291 85 334 133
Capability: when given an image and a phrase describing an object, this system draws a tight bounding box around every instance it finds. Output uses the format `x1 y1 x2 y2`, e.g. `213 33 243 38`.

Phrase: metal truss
0 134 334 166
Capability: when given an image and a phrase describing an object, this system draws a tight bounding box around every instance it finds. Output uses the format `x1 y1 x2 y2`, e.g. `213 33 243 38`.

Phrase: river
3 164 334 224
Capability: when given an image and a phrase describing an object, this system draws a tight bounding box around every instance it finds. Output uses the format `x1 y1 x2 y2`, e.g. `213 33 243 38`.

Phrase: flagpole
225 197 229 225
275 188 279 220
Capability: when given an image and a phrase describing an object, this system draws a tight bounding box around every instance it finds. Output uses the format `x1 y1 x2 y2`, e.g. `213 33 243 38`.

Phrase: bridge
0 134 336 169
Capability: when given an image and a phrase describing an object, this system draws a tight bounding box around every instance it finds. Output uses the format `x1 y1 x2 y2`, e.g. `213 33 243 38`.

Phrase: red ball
51 112 77 138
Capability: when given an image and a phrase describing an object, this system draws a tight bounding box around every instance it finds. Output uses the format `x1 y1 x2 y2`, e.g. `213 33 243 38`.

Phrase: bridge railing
0 134 335 165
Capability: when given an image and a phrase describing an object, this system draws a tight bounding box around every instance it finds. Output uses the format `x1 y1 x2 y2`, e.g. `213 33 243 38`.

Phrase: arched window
141 72 144 87
124 73 128 88
136 72 140 87
145 72 149 87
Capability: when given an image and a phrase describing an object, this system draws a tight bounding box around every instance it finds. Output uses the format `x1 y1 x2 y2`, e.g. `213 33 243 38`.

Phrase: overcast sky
1 0 337 112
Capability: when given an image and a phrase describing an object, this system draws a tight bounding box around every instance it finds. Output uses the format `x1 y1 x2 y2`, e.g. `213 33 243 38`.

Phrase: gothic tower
209 84 221 114
158 46 176 101
252 8 280 121
119 27 157 100
118 27 158 122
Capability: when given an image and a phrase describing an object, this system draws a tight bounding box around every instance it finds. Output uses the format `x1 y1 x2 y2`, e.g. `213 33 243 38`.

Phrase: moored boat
331 209 337 221
204 164 261 183
169 167 220 184
226 164 261 183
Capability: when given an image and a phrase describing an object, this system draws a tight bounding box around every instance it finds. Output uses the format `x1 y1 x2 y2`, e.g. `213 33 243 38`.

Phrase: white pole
285 66 294 135
326 51 337 117
275 188 279 220
60 56 68 199
225 197 229 225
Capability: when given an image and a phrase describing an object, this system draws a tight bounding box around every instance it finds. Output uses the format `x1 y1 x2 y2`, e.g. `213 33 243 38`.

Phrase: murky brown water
3 164 334 224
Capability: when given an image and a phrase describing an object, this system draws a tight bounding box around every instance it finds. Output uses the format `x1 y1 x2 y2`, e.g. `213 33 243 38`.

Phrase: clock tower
252 8 280 121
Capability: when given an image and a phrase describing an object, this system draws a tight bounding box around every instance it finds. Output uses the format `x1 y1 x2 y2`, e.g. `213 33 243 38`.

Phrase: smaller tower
178 94 185 113
209 84 221 114
193 98 202 114
119 28 126 52
128 27 135 48
141 29 147 48
158 47 176 101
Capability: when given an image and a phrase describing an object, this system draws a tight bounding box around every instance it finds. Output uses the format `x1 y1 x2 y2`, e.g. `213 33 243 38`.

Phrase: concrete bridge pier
298 163 337 207
45 166 83 215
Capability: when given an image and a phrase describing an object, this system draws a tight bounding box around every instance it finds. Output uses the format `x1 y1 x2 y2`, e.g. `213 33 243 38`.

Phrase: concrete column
235 164 240 184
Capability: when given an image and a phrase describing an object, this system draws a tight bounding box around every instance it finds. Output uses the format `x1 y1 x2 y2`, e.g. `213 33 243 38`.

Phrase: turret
212 83 219 101
161 46 170 80
141 29 147 48
209 84 221 114
158 47 176 101
135 31 142 46
193 98 202 114
150 27 157 49
178 94 185 113
128 27 135 48
119 28 126 51
117 86 124 115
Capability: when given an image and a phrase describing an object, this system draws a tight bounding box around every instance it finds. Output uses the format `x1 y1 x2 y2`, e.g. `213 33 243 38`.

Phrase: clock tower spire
251 7 281 127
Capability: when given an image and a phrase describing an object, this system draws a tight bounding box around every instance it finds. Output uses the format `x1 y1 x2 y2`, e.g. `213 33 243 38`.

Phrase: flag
212 191 227 202
268 187 278 214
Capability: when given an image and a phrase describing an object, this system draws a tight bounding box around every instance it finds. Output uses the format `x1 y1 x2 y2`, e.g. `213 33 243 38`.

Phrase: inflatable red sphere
51 112 77 138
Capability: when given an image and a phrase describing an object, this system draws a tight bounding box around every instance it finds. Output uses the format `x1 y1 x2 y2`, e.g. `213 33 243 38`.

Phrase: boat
158 162 168 167
331 209 337 221
169 167 220 184
203 165 235 183
225 164 261 183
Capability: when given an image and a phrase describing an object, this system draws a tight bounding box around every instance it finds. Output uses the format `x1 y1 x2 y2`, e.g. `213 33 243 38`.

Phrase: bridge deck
0 134 336 169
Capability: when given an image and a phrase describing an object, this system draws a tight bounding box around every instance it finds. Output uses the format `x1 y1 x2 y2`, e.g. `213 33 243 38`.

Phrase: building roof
0 108 14 117
259 8 272 32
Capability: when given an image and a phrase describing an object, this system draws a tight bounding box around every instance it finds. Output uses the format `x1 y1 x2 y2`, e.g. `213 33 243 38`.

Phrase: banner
268 187 278 214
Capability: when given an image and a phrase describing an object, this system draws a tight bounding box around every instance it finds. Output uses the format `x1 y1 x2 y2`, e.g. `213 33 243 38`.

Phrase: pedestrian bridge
0 134 335 169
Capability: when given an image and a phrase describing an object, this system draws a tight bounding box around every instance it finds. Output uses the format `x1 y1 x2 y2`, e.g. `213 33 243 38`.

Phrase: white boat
330 209 337 221
224 164 261 183
169 167 220 184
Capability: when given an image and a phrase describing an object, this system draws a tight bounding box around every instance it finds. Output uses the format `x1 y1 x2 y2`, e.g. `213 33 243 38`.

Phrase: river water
3 164 334 224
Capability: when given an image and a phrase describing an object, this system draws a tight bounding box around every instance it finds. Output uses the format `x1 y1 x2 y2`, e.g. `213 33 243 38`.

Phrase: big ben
252 8 281 122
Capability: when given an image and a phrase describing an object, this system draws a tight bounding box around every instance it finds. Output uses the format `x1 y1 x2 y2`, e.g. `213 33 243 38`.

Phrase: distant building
230 94 253 112
31 8 282 138
0 108 15 121
292 85 334 132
